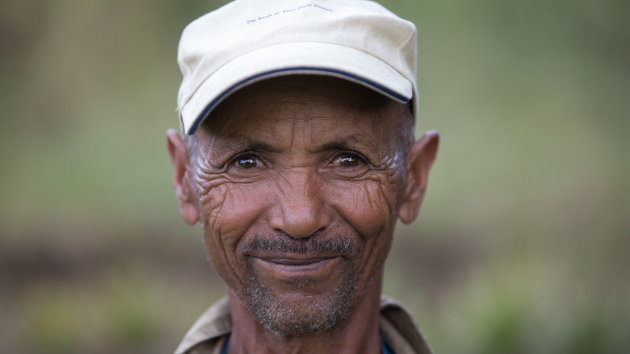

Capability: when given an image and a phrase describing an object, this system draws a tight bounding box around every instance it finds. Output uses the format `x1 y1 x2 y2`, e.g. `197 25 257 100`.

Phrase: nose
269 169 331 239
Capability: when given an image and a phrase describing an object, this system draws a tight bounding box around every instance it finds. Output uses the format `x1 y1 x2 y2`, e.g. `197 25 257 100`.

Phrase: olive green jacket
174 295 433 354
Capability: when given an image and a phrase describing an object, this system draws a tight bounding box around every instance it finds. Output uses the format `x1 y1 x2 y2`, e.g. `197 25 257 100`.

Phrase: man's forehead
203 76 402 128
194 76 404 147
231 75 394 109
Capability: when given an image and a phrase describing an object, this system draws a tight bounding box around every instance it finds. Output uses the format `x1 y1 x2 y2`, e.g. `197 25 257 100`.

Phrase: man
167 0 439 353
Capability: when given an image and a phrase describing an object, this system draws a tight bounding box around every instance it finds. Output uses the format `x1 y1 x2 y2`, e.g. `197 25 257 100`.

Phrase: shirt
174 295 433 354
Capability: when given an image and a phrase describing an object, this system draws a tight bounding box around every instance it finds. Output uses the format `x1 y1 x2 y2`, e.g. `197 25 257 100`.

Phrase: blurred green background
1 0 628 353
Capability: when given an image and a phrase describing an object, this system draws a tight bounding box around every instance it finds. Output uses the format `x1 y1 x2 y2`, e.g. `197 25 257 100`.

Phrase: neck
226 271 384 354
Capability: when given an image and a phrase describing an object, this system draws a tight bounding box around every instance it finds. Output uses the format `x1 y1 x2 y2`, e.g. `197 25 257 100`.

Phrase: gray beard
239 234 361 337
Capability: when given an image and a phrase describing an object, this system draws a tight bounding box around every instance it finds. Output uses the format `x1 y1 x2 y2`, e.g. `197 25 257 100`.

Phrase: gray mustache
241 234 358 256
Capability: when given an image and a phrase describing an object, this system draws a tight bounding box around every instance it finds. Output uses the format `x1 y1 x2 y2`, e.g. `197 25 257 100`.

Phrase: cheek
198 181 272 287
326 176 396 274
200 183 270 236
326 178 397 285
327 177 398 238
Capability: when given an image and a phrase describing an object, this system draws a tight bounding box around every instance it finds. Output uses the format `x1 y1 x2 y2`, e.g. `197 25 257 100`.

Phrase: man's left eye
333 153 364 167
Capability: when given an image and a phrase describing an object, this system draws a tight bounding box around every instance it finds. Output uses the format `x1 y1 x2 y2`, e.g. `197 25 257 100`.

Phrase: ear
166 129 199 225
398 130 440 224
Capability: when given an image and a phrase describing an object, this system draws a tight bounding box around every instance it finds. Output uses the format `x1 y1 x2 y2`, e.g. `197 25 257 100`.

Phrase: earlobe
398 130 439 224
167 129 199 225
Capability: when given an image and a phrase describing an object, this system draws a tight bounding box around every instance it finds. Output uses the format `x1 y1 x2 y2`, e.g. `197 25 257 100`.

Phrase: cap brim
180 41 413 135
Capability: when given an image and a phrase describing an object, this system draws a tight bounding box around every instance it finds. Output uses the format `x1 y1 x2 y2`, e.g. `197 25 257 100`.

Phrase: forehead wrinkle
285 105 299 152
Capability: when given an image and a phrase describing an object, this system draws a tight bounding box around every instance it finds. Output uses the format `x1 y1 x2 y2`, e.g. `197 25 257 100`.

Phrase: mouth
249 254 342 276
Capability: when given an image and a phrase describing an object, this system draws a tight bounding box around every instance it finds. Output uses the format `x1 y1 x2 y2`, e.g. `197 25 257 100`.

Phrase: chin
242 265 359 336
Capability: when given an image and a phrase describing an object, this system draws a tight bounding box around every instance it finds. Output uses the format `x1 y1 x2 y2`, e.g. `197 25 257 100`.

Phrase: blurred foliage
1 0 628 353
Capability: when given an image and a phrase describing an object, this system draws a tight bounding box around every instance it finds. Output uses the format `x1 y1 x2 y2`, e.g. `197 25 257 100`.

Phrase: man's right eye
232 154 261 169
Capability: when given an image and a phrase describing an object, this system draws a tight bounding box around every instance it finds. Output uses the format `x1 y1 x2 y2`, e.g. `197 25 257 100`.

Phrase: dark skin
167 76 439 354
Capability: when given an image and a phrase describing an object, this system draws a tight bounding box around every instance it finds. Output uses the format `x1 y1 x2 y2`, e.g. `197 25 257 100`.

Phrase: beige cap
177 0 418 135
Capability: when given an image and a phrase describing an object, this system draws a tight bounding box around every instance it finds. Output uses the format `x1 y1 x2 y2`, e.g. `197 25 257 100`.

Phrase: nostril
283 232 303 241
269 201 331 239
281 227 327 241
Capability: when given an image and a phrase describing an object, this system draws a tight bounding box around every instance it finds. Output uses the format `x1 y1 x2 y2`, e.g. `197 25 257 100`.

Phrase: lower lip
252 257 341 276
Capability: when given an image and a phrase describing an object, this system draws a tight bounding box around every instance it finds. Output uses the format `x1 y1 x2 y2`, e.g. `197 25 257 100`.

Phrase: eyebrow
319 140 357 152
216 135 279 153
317 134 375 152
210 133 376 159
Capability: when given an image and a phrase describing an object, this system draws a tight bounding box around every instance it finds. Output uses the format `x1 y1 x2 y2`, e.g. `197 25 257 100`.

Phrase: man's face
176 76 423 336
